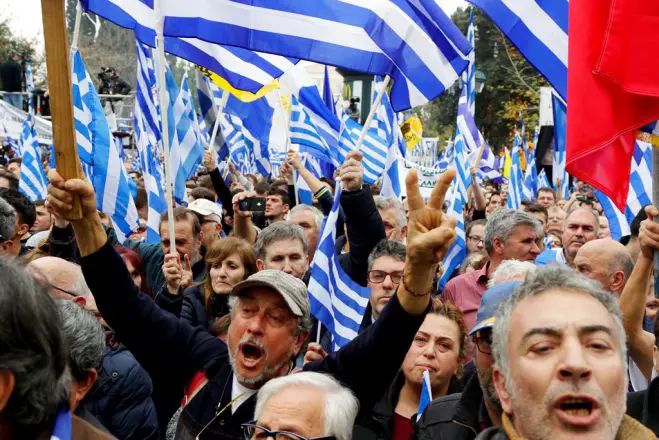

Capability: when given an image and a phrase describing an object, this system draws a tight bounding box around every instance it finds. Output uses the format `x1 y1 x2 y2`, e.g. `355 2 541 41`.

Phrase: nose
476 240 484 250
530 241 541 256
558 340 592 383
246 313 266 336
381 274 395 289
281 258 294 275
422 340 436 359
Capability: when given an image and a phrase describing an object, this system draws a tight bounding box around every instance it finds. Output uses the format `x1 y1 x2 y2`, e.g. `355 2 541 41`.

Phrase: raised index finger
428 168 456 211
405 169 424 211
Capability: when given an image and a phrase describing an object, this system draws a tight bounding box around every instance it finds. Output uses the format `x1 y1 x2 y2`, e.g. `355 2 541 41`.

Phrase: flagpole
652 125 659 288
355 76 391 151
154 2 177 255
71 1 83 51
208 92 229 150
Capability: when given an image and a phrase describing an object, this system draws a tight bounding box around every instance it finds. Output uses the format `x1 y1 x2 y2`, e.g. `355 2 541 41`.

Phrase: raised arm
469 166 487 211
289 150 327 195
204 149 234 217
231 190 259 245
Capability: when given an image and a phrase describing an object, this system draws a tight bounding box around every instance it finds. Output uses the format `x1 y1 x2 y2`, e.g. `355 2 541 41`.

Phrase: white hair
254 372 359 440
488 259 537 288
374 196 406 229
289 204 324 231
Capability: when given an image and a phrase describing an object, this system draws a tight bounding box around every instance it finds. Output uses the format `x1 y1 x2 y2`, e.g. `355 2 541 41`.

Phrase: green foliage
419 7 548 152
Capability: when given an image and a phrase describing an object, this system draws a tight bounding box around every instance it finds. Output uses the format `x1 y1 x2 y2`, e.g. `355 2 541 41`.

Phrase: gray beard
477 367 503 414
228 336 293 389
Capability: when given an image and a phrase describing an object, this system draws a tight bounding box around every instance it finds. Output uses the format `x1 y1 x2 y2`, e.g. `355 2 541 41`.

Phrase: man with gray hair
247 372 358 440
289 204 324 261
255 221 309 280
374 195 407 241
536 206 599 267
487 260 537 288
0 195 18 257
479 265 654 440
443 208 543 329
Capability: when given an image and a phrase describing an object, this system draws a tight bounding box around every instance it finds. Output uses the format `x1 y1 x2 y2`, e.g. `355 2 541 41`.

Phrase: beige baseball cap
188 199 223 223
231 270 310 318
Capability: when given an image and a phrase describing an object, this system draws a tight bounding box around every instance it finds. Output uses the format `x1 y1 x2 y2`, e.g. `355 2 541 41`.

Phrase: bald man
573 239 634 296
27 256 98 312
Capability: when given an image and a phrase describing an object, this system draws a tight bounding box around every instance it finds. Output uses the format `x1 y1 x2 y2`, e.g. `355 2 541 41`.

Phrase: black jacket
413 374 489 440
80 241 429 439
627 375 659 436
156 284 230 330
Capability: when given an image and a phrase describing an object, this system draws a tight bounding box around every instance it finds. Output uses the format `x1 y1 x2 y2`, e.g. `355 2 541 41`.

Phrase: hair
254 181 271 195
202 237 257 315
460 252 488 274
290 204 324 231
492 265 627 393
429 299 469 377
197 174 215 193
466 219 486 238
115 246 147 292
185 180 198 190
0 168 19 190
0 258 68 430
254 372 359 440
0 187 36 228
374 196 406 229
267 188 290 206
254 221 308 260
159 207 201 237
488 259 537 288
608 248 635 282
7 157 21 167
487 192 502 204
190 187 217 202
367 239 407 271
271 178 288 192
483 209 543 254
536 187 555 198
134 186 148 211
0 195 16 241
56 300 105 383
526 204 548 224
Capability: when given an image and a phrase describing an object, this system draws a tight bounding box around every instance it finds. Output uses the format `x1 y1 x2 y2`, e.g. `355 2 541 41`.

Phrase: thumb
346 150 363 162
645 205 658 222
64 178 95 198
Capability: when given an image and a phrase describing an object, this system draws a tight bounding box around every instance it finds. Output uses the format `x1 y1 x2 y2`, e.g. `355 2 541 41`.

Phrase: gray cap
231 270 310 318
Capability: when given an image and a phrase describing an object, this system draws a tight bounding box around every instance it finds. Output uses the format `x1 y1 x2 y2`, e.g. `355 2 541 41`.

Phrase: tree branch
499 31 537 95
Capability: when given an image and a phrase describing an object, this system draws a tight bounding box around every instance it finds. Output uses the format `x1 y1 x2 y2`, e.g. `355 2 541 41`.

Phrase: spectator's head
188 198 223 250
134 186 148 221
526 204 548 231
646 294 659 325
598 216 611 239
484 209 543 267
0 188 35 241
289 204 323 261
265 188 290 222
189 187 216 203
270 179 288 194
0 196 18 256
536 187 556 208
574 239 634 296
563 207 599 265
115 246 146 292
401 299 467 398
460 252 488 275
228 270 312 388
367 239 406 320
196 174 217 199
465 219 486 255
159 207 202 262
254 181 270 197
252 372 358 440
56 300 104 412
6 158 21 178
0 258 69 437
470 281 521 417
492 265 628 440
485 192 503 217
0 169 18 191
203 237 257 313
255 222 308 279
374 196 407 241
547 206 567 236
548 232 562 249
488 259 537 288
32 200 52 233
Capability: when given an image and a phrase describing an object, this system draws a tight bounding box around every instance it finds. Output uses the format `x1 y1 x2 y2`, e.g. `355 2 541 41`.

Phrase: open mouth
554 395 599 426
239 342 265 367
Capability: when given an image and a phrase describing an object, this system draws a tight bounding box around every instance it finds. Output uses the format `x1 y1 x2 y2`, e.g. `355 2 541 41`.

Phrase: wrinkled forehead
265 238 305 257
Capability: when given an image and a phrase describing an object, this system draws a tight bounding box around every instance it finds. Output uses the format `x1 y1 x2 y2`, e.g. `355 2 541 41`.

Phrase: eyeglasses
472 330 493 355
467 236 484 244
242 422 336 440
367 270 403 285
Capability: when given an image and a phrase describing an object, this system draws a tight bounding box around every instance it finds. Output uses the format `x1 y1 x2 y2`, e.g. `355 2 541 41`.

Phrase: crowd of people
0 143 658 440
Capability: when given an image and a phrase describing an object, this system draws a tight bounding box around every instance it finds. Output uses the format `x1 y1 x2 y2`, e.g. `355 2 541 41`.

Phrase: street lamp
475 71 486 94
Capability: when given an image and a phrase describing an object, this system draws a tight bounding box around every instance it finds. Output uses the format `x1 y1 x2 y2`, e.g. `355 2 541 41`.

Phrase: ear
401 224 408 238
292 331 309 357
0 370 15 413
73 296 87 307
492 236 505 256
71 369 99 411
283 203 290 214
492 367 513 415
256 259 265 271
611 271 626 293
17 223 29 237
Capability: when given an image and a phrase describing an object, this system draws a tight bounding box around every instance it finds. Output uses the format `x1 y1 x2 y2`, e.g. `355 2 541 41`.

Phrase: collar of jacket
371 371 406 429
501 413 656 440
452 373 486 429
193 246 207 280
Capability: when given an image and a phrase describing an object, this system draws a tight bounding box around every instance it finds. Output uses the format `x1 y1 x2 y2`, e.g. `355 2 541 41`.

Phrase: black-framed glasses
472 330 493 355
367 270 403 285
242 422 336 440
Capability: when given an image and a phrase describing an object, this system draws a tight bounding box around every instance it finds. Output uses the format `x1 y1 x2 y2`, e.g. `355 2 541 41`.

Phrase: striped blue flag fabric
196 70 226 150
507 127 523 209
135 41 161 144
521 141 537 202
537 168 552 190
270 150 287 178
381 133 402 198
3 123 21 157
439 129 470 291
25 62 35 113
477 143 503 183
468 0 568 100
71 48 140 243
308 184 370 350
296 154 322 205
370 76 408 158
338 114 388 184
595 189 630 241
551 92 570 199
322 66 336 117
18 115 48 201
80 0 298 96
290 95 335 166
418 370 433 416
159 0 472 111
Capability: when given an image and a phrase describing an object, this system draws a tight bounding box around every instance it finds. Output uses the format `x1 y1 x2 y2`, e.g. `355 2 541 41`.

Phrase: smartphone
239 197 266 213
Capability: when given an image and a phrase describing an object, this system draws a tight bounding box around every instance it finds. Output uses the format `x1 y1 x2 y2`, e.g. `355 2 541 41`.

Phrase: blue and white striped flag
71 48 139 243
296 154 322 206
308 184 370 350
468 0 568 100
370 75 407 158
338 113 388 184
159 0 472 111
537 168 552 190
418 369 433 416
381 130 402 198
2 123 21 157
507 127 523 209
135 42 161 144
290 95 335 166
477 143 503 182
270 150 287 178
551 91 569 199
196 70 226 151
18 115 48 201
595 189 630 241
25 62 35 113
322 66 336 117
521 139 537 202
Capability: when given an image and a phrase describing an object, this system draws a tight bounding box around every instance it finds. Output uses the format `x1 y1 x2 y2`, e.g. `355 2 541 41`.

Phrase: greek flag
370 75 407 158
196 70 225 150
521 140 537 202
551 92 569 199
439 129 470 291
477 143 503 182
80 0 298 96
71 48 140 243
135 41 161 143
507 127 523 209
18 115 48 201
595 189 630 241
537 168 552 190
270 150 287 177
308 184 370 350
468 0 568 100
2 123 20 157
296 154 322 206
159 0 472 111
338 114 388 184
323 66 336 117
418 370 433 416
381 132 402 198
625 139 652 226
290 95 334 165
25 62 35 113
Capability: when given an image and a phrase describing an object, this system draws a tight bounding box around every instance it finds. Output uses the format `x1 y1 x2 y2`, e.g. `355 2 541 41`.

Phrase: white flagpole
354 76 391 151
154 1 177 255
208 91 229 150
71 2 83 51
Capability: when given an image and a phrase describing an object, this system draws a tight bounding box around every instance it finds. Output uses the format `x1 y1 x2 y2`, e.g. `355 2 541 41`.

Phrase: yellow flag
401 116 423 151
197 66 279 102
503 148 512 179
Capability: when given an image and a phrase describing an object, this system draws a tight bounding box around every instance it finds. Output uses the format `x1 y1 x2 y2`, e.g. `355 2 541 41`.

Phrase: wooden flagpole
41 0 85 219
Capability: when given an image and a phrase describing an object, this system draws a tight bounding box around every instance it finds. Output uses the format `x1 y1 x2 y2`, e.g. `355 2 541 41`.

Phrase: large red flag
567 0 659 210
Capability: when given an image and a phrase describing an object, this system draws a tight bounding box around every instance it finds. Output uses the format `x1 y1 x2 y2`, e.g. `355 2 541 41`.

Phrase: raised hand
339 151 364 192
639 206 659 260
288 149 303 171
203 148 218 173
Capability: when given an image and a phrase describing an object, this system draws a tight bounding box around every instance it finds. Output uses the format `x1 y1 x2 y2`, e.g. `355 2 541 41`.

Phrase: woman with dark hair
115 246 149 295
157 237 257 330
